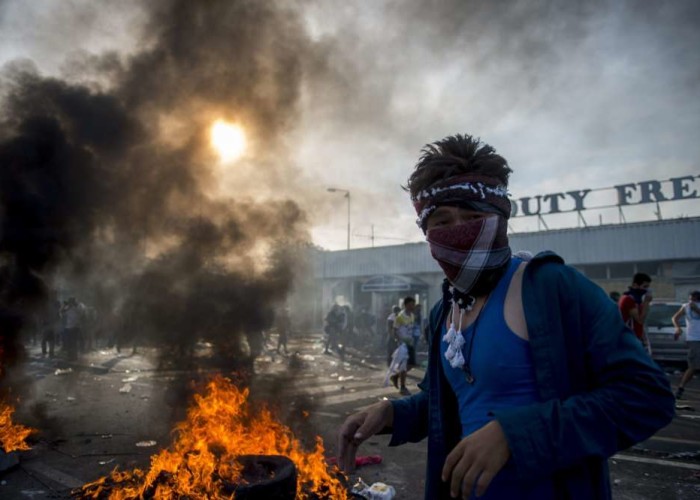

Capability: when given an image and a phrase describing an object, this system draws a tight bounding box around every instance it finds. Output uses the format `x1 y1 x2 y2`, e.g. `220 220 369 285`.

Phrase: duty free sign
509 174 700 218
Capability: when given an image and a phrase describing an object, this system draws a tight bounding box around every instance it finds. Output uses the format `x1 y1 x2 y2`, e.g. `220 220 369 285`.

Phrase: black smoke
0 0 316 382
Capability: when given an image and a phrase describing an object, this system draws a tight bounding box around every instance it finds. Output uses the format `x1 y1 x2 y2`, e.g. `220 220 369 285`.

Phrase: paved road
1 332 699 499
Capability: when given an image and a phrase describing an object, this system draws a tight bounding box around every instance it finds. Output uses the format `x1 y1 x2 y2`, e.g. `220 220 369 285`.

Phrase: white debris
66 397 76 402
119 384 132 393
122 376 138 383
54 368 73 376
98 459 115 466
352 478 396 500
135 440 157 447
351 479 371 496
301 354 316 361
367 483 396 500
20 490 47 499
338 375 355 382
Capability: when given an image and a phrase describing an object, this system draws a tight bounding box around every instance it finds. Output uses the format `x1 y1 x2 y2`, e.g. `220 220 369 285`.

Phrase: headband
412 174 511 230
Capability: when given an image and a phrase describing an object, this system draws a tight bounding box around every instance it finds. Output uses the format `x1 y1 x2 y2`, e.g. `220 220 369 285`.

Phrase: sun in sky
210 120 246 162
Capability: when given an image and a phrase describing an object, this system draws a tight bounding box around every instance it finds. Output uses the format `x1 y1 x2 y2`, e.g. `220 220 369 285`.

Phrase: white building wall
311 217 700 327
316 218 700 278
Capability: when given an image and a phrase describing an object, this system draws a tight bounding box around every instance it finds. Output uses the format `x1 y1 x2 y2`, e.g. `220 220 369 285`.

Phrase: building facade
310 217 700 329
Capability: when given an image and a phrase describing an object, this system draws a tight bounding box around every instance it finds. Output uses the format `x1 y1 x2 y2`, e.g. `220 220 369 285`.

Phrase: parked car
645 301 687 363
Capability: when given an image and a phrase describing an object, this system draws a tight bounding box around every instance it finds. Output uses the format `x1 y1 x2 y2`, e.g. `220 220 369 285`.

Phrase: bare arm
672 306 686 340
338 400 394 472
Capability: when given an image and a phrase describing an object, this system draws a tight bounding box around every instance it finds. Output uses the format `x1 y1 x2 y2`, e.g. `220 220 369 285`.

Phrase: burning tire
222 454 297 500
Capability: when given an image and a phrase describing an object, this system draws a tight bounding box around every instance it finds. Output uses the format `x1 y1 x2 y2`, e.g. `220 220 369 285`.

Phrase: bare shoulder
505 261 529 340
506 261 528 303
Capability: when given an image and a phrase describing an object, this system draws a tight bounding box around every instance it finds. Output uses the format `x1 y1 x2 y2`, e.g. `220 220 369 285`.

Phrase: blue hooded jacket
389 252 675 499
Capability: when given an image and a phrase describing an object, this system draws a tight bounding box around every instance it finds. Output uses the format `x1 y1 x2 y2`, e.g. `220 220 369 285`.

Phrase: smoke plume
0 0 317 381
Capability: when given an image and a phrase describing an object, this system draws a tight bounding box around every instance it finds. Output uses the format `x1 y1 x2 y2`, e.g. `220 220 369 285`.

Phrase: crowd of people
30 296 90 360
322 269 700 407
322 298 429 371
323 303 385 356
30 295 137 360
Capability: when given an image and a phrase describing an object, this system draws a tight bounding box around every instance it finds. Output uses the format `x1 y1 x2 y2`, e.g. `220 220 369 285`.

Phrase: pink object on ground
327 455 383 467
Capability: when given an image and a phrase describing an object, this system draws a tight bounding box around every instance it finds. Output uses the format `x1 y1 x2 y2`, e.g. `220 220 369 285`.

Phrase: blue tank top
440 257 554 500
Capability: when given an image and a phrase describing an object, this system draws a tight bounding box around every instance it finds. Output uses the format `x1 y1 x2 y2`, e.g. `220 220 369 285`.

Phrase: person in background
338 133 674 500
387 296 417 396
356 307 376 347
385 305 401 366
618 273 653 348
324 303 345 355
61 296 85 360
41 299 61 358
412 303 423 351
672 290 700 400
276 307 291 355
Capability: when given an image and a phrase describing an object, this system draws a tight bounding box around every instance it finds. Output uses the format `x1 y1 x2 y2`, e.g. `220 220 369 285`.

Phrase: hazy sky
2 0 698 250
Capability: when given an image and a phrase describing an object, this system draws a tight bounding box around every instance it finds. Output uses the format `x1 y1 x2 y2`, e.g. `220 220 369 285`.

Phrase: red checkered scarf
427 214 510 294
414 175 511 295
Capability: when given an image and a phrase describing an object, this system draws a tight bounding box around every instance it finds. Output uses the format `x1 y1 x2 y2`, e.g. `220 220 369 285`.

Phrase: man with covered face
337 134 675 499
618 272 653 348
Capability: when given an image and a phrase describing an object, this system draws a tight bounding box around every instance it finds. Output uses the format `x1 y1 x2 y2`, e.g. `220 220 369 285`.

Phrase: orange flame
79 376 347 499
0 401 34 453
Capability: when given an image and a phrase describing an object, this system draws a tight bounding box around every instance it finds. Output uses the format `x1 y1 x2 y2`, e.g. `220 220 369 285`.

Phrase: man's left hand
441 420 511 498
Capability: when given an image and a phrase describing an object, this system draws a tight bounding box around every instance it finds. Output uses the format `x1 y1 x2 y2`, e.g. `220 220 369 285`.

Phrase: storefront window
636 261 661 276
583 264 608 279
609 263 635 279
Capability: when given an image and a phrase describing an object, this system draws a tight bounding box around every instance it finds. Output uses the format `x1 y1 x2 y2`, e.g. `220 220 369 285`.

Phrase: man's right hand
337 400 394 473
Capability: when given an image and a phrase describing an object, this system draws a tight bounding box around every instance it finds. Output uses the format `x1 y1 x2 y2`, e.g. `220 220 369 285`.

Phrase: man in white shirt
673 290 700 399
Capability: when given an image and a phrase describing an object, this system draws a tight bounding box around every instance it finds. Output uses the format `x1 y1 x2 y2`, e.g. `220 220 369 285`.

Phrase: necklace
462 308 483 384
443 295 488 385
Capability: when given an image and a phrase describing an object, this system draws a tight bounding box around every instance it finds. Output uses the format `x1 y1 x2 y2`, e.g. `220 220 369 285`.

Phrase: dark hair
405 134 512 199
403 296 416 306
690 290 700 301
632 273 652 285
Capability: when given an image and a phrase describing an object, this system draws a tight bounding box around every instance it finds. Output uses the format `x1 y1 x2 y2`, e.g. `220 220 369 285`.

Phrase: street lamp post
327 188 350 250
